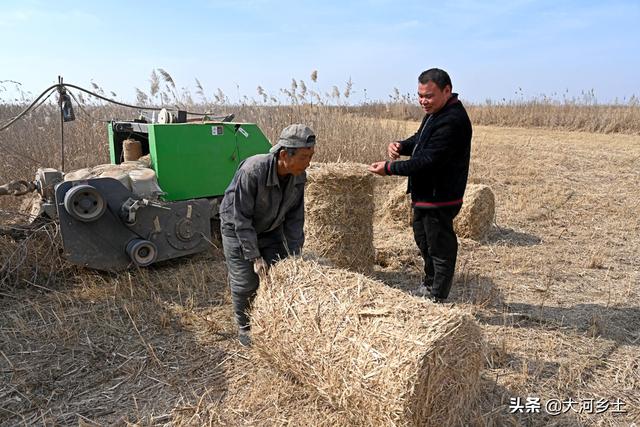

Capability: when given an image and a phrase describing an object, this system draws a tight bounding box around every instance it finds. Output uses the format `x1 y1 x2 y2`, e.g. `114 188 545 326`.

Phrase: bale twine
123 138 143 161
304 163 374 274
454 184 495 240
253 257 484 426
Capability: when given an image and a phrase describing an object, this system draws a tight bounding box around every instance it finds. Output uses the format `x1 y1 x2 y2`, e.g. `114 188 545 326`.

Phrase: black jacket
385 94 472 207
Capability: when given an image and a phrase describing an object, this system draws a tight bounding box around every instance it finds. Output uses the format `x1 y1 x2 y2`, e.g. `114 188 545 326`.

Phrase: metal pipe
58 76 65 171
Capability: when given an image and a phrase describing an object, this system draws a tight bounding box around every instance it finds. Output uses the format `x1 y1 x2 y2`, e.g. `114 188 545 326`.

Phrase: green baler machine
108 121 271 200
45 118 272 271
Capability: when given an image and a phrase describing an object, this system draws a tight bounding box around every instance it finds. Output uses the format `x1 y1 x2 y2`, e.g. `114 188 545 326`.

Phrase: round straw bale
304 163 374 274
123 138 143 161
63 167 92 181
454 184 495 240
63 162 162 198
253 257 484 426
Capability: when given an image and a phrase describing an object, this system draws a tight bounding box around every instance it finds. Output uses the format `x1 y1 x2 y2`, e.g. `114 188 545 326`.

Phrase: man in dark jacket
220 124 315 346
369 68 472 302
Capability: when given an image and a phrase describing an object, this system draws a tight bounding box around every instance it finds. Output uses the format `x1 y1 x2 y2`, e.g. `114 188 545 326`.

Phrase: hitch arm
0 180 37 197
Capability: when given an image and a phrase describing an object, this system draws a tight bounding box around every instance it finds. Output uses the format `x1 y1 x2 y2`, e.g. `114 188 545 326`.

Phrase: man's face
418 81 451 114
281 146 315 176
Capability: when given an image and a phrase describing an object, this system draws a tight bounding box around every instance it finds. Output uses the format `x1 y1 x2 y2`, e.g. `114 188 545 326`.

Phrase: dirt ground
1 124 638 426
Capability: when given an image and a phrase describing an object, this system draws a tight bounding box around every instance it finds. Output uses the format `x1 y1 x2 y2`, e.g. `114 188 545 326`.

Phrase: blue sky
0 0 638 104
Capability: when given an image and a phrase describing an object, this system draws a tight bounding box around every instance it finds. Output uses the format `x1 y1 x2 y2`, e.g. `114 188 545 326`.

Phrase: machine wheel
63 184 107 222
126 239 158 267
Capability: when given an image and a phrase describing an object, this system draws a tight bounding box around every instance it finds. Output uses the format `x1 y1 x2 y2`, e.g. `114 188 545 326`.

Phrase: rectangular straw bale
304 162 374 274
252 257 484 426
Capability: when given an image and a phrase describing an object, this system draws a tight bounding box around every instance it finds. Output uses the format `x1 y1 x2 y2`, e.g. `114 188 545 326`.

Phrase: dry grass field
374 122 640 426
1 100 639 425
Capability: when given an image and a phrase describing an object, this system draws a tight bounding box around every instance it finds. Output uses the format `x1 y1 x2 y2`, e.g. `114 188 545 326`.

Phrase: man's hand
387 142 401 160
253 257 268 277
368 161 387 176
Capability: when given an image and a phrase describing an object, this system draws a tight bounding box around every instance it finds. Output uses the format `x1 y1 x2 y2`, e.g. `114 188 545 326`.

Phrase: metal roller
63 184 107 222
126 239 158 267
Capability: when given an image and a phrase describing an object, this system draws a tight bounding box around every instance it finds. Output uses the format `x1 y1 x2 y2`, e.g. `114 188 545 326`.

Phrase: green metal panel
148 123 271 201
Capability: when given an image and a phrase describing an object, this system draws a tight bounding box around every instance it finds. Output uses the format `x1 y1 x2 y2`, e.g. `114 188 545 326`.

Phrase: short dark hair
418 68 452 90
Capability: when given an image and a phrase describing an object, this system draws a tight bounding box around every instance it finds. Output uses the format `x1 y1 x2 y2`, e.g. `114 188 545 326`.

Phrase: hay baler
33 117 271 271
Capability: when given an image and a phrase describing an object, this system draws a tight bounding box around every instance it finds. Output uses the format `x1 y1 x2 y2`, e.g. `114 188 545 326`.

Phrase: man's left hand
368 161 387 176
253 257 268 277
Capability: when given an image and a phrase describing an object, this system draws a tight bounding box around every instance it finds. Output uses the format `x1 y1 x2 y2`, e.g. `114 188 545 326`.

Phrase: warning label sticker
238 127 249 138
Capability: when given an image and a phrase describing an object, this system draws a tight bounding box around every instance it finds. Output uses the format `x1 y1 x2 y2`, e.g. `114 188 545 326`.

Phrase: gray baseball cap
269 123 316 153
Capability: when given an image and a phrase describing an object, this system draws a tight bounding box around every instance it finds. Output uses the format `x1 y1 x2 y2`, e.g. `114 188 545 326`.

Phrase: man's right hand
387 142 401 160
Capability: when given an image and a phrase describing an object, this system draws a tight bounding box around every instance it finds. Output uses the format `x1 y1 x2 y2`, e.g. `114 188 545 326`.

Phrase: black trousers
412 205 461 299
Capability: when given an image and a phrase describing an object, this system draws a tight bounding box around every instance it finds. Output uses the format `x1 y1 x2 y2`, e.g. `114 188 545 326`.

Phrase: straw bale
123 138 143 161
454 184 495 240
63 161 163 199
304 162 374 274
252 257 484 426
382 182 495 240
64 161 150 182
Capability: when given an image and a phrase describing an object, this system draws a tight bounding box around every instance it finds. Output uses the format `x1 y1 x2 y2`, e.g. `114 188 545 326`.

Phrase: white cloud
0 8 37 28
0 3 101 31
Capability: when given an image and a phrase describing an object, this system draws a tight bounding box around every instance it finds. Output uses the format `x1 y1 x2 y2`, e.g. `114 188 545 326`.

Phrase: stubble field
0 107 639 425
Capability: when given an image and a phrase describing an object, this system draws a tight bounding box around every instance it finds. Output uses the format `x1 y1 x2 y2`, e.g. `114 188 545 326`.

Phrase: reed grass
1 69 638 193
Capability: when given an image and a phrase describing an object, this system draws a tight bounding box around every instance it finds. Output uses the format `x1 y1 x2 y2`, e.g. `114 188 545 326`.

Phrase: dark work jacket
219 153 306 260
385 94 472 207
